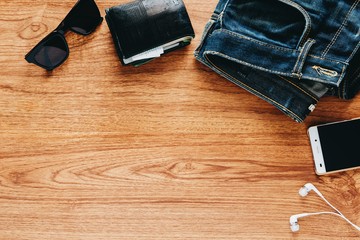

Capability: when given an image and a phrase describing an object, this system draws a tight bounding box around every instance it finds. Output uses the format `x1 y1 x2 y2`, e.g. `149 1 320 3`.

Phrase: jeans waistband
204 29 347 87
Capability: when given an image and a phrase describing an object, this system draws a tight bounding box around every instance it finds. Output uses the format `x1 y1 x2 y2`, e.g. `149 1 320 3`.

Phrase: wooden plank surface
0 0 359 239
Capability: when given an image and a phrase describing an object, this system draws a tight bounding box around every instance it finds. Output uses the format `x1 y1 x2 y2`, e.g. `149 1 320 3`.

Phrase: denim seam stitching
292 43 307 75
223 0 231 13
218 29 295 53
203 54 304 122
293 39 315 76
334 65 347 90
219 12 224 28
307 54 346 64
199 20 215 48
339 65 346 84
194 17 217 56
322 0 360 58
298 40 316 74
220 0 231 28
277 75 318 101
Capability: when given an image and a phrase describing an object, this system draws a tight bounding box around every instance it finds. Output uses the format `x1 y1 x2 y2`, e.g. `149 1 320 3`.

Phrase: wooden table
0 0 359 239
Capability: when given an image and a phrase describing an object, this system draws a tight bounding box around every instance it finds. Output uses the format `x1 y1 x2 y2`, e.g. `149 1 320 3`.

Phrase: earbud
290 221 300 232
290 183 360 233
299 183 323 198
290 212 341 232
298 183 314 197
299 185 310 197
289 214 302 232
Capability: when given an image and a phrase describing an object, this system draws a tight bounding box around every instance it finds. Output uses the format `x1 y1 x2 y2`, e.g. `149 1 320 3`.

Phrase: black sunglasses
25 0 103 71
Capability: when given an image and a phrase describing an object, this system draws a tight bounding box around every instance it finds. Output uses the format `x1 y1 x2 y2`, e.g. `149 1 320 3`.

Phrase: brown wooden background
0 0 359 239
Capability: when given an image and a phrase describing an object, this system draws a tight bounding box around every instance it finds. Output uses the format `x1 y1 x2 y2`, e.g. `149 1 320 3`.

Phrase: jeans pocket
221 0 311 49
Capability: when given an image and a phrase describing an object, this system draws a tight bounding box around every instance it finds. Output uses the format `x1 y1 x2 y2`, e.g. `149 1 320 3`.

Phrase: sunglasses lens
34 34 68 70
69 0 102 34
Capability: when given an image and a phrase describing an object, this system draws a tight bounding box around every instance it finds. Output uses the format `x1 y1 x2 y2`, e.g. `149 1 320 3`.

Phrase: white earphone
290 183 360 232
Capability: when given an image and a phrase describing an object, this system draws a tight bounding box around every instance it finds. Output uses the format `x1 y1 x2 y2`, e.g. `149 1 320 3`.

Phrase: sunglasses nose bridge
55 21 68 34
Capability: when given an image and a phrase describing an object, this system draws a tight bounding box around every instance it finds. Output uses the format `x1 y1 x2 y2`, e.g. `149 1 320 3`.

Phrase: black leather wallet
105 0 195 66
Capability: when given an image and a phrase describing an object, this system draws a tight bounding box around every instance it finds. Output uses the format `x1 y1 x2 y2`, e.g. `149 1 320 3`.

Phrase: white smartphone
308 118 360 175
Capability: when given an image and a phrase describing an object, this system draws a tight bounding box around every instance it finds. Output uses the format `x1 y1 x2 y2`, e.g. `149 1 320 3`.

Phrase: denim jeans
195 0 360 122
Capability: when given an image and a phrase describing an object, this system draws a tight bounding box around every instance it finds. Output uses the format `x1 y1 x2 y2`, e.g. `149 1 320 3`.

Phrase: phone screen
318 119 360 171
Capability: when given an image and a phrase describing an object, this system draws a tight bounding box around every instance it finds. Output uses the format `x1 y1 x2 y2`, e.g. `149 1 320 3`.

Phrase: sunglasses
25 0 103 71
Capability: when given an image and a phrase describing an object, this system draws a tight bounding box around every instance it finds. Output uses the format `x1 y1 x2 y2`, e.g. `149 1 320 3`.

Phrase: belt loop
292 39 316 79
210 13 219 21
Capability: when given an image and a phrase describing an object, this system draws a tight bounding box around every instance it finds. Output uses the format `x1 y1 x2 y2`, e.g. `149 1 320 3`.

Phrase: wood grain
0 0 359 239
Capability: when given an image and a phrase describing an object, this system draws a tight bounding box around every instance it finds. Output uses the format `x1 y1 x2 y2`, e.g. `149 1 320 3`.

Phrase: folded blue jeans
195 0 360 122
